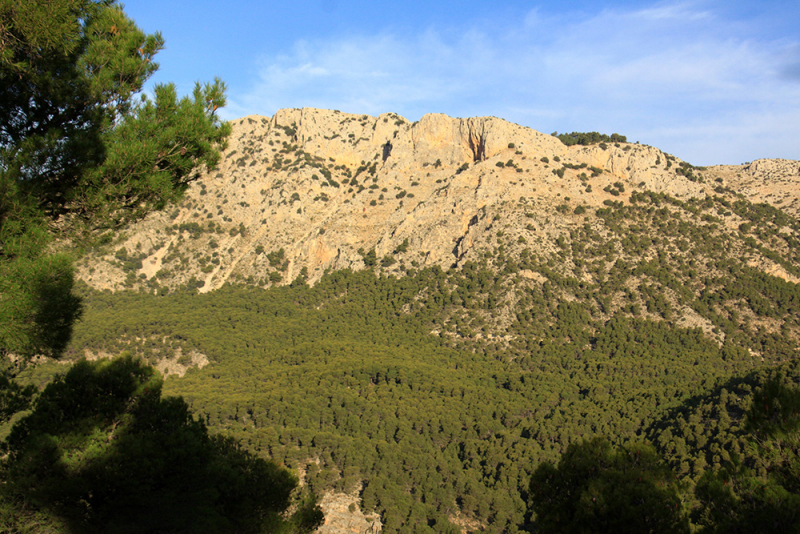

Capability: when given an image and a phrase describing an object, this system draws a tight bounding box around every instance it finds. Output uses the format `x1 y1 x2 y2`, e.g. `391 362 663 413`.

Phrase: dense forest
0 1 322 531
20 186 798 532
2 3 799 532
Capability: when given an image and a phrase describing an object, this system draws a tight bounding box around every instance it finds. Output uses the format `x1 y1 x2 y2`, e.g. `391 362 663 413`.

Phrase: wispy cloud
225 31 495 119
227 1 800 165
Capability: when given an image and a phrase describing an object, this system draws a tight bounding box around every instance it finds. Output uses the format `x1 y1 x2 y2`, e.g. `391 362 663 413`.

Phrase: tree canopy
529 437 689 534
0 3 323 532
551 131 627 146
0 356 323 533
0 0 230 359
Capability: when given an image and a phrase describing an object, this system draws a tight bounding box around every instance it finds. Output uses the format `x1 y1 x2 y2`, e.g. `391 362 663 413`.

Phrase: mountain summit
76 108 800 293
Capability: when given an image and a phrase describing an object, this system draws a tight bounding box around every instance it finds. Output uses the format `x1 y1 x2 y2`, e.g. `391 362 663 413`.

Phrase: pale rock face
745 158 800 178
316 493 382 534
75 108 800 293
706 158 800 215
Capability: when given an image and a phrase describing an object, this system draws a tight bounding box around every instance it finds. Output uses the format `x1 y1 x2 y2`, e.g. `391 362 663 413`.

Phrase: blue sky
124 1 800 166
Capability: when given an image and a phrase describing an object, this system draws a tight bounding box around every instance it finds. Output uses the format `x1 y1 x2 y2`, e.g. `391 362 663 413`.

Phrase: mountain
63 109 800 533
75 108 800 293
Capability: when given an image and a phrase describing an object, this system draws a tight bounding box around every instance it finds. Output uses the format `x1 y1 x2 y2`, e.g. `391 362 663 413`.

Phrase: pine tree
529 437 689 534
0 0 230 360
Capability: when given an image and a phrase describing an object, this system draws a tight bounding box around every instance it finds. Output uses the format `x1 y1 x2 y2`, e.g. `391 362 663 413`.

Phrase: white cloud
228 1 800 164
630 2 711 22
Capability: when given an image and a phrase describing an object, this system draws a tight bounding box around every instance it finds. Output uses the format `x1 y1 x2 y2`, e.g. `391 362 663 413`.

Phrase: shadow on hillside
643 358 800 474
0 356 321 533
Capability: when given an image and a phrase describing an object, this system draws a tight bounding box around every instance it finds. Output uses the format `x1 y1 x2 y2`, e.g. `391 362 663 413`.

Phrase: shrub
552 131 627 146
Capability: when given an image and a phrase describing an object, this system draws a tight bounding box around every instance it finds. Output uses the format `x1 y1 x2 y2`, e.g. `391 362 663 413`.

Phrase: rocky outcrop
75 108 800 293
316 493 382 534
710 158 800 216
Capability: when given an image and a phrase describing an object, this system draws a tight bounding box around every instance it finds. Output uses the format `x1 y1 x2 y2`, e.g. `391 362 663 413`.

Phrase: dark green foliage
0 5 289 530
532 363 800 534
394 238 409 254
529 437 689 534
27 153 800 532
0 363 35 425
694 468 800 534
689 368 800 533
0 357 322 533
115 247 148 271
60 221 800 533
77 78 229 224
0 251 82 358
267 248 286 268
552 131 627 146
0 0 229 226
675 162 703 182
359 248 378 267
561 162 587 170
25 4 800 534
0 0 229 359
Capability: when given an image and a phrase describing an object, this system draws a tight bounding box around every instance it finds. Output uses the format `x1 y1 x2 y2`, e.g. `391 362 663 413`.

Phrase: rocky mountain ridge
75 107 799 294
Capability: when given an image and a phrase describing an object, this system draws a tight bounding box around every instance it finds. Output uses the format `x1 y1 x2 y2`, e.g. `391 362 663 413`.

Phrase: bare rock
74 108 800 293
316 493 382 534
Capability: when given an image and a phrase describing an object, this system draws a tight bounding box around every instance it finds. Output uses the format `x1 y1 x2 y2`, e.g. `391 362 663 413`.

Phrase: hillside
60 109 800 533
74 108 800 293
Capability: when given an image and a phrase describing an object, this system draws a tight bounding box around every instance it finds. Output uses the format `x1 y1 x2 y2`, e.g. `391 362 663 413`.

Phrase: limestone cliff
75 108 800 294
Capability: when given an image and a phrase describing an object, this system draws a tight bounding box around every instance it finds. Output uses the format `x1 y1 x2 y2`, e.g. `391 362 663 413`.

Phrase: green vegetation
0 2 321 531
690 370 800 532
0 357 322 532
4 5 800 532
9 183 800 532
552 131 628 146
0 0 229 360
57 184 800 531
529 437 688 533
45 175 800 532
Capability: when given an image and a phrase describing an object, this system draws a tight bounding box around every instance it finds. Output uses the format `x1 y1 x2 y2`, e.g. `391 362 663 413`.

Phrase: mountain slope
62 109 800 533
76 108 800 293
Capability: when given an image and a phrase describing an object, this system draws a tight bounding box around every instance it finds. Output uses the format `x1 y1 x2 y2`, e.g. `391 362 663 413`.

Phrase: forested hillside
3 0 798 531
0 1 324 531
56 174 800 531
